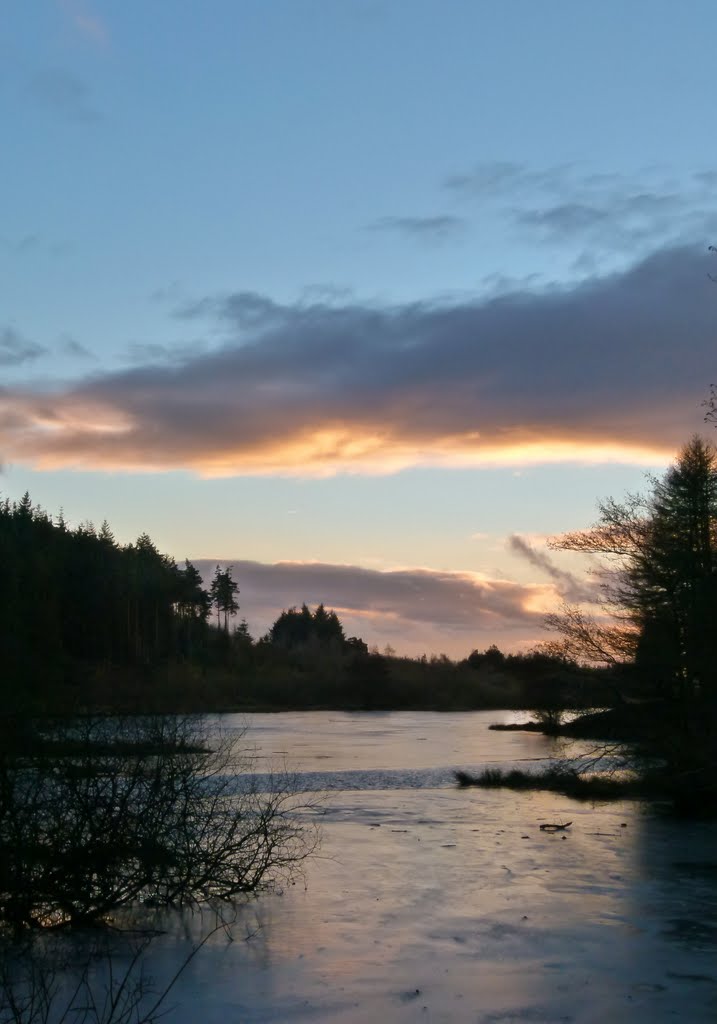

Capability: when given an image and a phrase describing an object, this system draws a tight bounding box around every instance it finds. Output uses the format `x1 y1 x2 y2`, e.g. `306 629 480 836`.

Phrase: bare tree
543 603 639 667
0 716 318 931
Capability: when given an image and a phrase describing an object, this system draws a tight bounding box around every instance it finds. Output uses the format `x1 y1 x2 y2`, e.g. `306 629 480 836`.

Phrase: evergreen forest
0 490 594 716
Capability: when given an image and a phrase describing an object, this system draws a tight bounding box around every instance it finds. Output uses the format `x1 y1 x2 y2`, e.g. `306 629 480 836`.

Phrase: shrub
0 715 317 931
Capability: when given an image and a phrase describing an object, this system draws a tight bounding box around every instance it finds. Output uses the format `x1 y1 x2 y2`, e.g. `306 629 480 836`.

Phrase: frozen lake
158 711 717 1023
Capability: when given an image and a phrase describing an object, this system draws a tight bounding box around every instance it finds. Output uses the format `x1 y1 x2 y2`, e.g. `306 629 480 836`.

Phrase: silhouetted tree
175 560 212 656
548 436 717 702
630 436 717 700
0 717 317 931
0 492 214 708
545 437 717 813
269 603 346 651
465 644 506 670
210 565 240 633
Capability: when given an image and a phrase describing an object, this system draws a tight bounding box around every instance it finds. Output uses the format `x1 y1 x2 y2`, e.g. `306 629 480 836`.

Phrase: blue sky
2 1 717 654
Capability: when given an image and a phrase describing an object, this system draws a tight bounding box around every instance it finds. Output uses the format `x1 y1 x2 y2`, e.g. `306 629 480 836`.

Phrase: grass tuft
454 766 647 800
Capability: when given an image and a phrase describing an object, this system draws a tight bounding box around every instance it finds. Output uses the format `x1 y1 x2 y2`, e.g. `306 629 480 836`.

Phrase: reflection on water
24 712 717 1024
190 711 716 1023
219 710 622 795
217 709 565 775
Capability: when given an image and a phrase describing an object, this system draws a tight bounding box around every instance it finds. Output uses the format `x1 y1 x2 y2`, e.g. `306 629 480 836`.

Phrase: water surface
161 712 717 1023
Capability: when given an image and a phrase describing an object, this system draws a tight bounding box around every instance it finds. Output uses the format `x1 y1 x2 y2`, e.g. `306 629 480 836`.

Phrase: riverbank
482 702 717 817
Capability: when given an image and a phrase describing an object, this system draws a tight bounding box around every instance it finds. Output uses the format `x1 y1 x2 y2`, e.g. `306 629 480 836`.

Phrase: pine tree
631 436 717 700
210 565 240 632
549 436 717 703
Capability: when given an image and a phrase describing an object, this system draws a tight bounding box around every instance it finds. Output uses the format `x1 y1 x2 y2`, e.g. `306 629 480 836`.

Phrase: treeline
0 492 218 708
0 491 600 714
228 640 605 713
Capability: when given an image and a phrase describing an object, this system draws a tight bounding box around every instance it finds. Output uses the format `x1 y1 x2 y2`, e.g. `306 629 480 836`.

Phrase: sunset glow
1 1 714 654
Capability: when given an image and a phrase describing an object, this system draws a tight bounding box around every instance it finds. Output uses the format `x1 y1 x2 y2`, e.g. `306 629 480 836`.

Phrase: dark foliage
0 491 606 714
454 766 649 801
269 603 346 651
0 494 212 710
0 716 316 932
535 437 717 815
210 565 240 633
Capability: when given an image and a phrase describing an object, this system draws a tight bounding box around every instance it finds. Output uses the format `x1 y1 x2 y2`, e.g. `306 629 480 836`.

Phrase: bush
0 715 317 931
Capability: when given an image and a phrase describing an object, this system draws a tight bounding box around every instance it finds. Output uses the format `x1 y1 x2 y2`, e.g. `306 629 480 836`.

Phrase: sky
2 0 717 656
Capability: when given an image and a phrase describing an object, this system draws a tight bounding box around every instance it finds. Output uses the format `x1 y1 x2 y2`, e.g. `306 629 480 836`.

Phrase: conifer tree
210 565 240 632
548 436 717 703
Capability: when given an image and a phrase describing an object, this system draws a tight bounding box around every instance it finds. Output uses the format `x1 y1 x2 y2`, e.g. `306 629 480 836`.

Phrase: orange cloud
0 399 679 477
191 558 560 657
0 245 710 477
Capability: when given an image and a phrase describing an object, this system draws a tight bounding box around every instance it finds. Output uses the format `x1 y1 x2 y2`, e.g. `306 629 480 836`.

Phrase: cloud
366 215 466 242
299 283 354 304
517 202 613 235
27 69 100 123
445 162 717 258
120 340 209 366
0 234 41 255
514 192 717 253
507 535 596 604
0 244 713 475
443 161 574 197
0 328 46 367
175 291 287 334
58 336 94 360
192 558 552 656
121 343 176 364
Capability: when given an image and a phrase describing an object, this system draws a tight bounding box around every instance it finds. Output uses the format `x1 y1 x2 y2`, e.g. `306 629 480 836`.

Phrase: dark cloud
58 336 94 360
192 558 549 655
0 245 713 474
0 234 41 255
442 161 570 196
507 535 596 604
516 202 613 235
694 170 717 189
120 340 209 366
122 342 174 364
514 192 717 252
445 161 717 256
176 291 285 331
0 328 46 367
26 69 100 123
366 215 466 242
